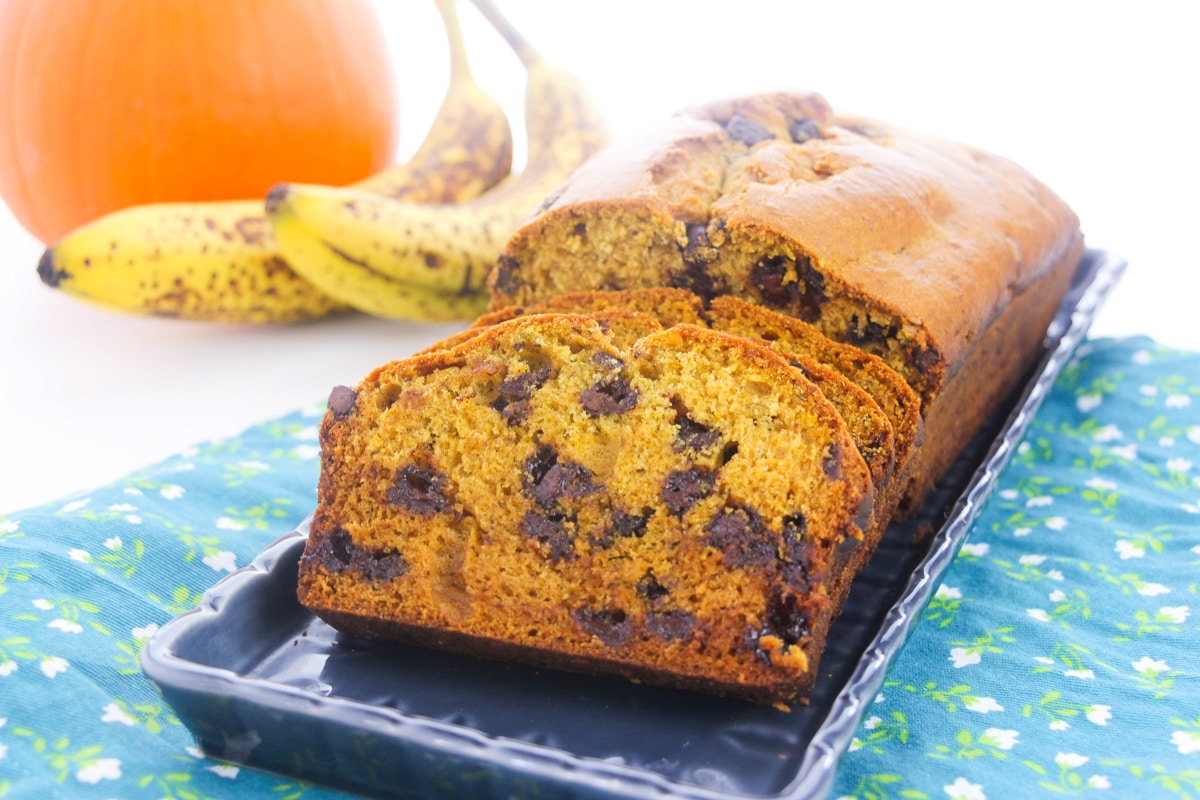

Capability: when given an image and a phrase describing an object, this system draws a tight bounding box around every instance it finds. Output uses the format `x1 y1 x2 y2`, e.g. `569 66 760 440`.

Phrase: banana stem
433 0 472 81
464 0 543 67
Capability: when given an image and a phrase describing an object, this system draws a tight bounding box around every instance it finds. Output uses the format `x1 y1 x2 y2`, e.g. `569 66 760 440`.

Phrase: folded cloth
0 337 1197 799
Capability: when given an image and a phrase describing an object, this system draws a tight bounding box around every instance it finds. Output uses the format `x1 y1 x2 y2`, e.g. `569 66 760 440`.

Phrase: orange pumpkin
0 0 399 244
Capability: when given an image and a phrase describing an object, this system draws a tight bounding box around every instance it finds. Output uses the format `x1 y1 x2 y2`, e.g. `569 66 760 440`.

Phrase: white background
1 0 1198 513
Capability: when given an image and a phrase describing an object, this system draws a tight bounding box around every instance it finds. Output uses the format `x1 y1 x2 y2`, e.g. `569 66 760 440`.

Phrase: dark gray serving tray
142 249 1126 800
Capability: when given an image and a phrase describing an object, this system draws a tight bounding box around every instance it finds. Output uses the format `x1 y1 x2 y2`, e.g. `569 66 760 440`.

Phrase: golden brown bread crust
488 91 1083 411
299 314 874 705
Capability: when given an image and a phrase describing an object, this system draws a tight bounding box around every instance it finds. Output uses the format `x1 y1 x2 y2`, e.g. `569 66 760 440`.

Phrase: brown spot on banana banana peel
270 58 610 305
37 0 513 324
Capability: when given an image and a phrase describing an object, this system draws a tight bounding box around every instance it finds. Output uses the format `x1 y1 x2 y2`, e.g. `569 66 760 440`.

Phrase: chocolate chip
789 118 822 143
581 376 638 416
706 507 775 567
591 352 624 371
683 222 718 266
760 591 810 647
749 256 797 308
491 254 522 296
310 527 355 571
525 445 600 508
572 606 631 647
591 508 654 549
307 528 407 582
822 442 843 479
357 549 409 582
795 257 827 323
327 385 357 420
781 514 813 591
389 465 452 515
497 366 551 400
672 402 721 452
636 570 669 601
492 366 551 425
521 511 574 562
494 397 533 425
913 343 941 375
668 257 725 302
844 316 897 348
662 467 716 516
646 610 697 641
725 114 774 146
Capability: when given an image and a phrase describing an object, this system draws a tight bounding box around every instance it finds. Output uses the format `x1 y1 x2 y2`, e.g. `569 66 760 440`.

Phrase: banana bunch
37 0 514 323
266 0 611 322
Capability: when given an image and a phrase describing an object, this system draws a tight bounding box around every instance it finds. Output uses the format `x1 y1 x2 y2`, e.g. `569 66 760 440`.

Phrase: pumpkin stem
464 0 544 68
434 0 473 81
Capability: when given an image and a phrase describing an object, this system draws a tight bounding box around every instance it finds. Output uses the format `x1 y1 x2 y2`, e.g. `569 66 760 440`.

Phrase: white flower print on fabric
944 776 986 800
1086 705 1112 725
68 549 90 563
1092 424 1123 442
215 517 246 531
160 484 185 500
950 648 981 667
1133 657 1170 675
202 551 237 573
1166 395 1192 409
1027 609 1050 622
75 758 121 784
1188 425 1200 445
960 543 989 558
132 623 159 641
1044 517 1068 530
293 444 322 460
58 498 91 514
1115 540 1145 559
208 764 240 779
1088 776 1112 788
1167 458 1193 473
1172 730 1200 755
1026 496 1054 508
1132 349 1154 365
47 619 82 634
1076 394 1102 413
0 662 17 677
1110 444 1138 460
1065 669 1096 680
1056 753 1089 768
965 697 1004 713
40 656 69 678
101 703 136 726
1159 606 1190 623
1137 583 1171 597
981 729 1019 750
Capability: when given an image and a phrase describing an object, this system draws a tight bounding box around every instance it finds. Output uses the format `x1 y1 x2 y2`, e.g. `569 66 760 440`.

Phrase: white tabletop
2 1 1197 513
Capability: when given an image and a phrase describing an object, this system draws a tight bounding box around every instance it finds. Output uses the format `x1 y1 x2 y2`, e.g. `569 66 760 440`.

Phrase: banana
37 0 514 323
265 199 490 322
267 0 610 320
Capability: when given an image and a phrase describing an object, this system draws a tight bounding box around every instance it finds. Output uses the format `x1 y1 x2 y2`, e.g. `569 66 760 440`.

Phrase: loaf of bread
299 91 1084 706
488 91 1084 509
297 313 874 705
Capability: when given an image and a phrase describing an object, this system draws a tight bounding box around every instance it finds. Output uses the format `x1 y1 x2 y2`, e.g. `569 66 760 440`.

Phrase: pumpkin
0 0 399 244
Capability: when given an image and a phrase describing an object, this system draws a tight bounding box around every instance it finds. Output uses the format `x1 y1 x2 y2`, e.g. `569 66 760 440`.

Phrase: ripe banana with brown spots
267 0 611 321
36 0 514 323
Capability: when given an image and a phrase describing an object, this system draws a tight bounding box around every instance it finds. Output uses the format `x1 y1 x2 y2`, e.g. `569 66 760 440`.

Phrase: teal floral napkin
1 336 1197 799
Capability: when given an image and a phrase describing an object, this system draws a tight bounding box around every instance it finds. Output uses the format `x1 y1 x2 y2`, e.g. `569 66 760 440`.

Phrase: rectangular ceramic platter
142 250 1126 800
